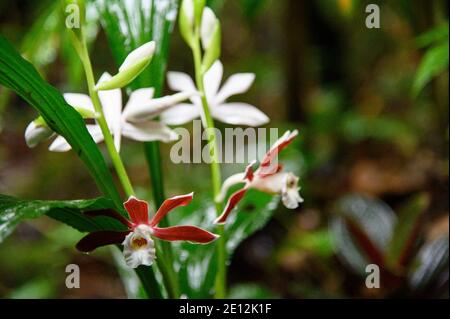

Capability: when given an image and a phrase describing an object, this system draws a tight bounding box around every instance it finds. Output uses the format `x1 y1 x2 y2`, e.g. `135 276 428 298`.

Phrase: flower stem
77 29 135 197
191 36 227 299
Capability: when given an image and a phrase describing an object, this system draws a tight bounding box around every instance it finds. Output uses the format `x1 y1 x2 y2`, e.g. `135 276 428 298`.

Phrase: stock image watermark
365 264 380 289
365 4 381 29
65 264 80 289
170 120 281 164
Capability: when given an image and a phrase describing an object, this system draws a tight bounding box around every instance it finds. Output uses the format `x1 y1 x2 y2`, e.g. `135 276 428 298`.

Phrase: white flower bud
96 41 156 91
200 7 218 50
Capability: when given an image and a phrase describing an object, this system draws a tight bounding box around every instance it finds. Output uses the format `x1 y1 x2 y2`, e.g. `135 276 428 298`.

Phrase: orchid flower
25 72 196 152
215 130 303 224
161 60 269 126
76 194 219 268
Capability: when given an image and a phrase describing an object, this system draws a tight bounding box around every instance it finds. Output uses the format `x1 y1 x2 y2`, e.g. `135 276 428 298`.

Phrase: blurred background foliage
0 0 448 298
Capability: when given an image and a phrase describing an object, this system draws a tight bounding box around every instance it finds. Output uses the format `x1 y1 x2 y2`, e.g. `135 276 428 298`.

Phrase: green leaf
386 193 429 268
330 194 396 275
169 189 278 298
413 41 449 96
95 0 178 93
416 23 449 48
0 194 123 243
0 36 122 207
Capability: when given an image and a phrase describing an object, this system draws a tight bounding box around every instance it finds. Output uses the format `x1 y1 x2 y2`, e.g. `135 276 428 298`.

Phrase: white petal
215 73 255 104
49 135 72 152
24 122 54 148
119 41 156 72
203 60 223 101
167 71 197 93
160 103 201 125
48 125 104 152
126 88 155 108
123 91 197 122
200 7 217 49
122 225 156 268
63 93 95 112
216 172 246 202
98 72 122 151
212 102 269 126
121 121 179 143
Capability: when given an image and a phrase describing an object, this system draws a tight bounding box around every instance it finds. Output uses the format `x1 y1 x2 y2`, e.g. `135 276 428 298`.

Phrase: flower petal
63 93 95 112
123 91 197 123
215 172 246 203
167 71 197 93
76 231 130 253
98 72 123 151
160 103 201 125
204 60 223 101
126 88 155 110
215 73 255 104
214 188 248 224
49 125 104 152
24 121 53 148
84 209 132 228
150 193 194 227
212 102 269 126
121 121 179 143
119 41 155 72
260 130 298 170
152 226 219 244
123 196 149 225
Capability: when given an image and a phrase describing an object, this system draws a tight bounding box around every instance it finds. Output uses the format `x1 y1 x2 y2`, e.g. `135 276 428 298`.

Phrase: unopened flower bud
96 41 156 91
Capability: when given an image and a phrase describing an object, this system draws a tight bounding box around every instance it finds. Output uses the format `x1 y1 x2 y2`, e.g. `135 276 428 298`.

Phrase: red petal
214 188 247 224
150 192 194 227
259 130 298 174
152 226 218 244
124 196 149 225
244 160 256 181
85 209 132 228
76 231 130 252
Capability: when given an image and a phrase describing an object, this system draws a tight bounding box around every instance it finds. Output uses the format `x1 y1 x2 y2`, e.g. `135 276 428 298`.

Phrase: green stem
191 35 227 298
78 29 135 197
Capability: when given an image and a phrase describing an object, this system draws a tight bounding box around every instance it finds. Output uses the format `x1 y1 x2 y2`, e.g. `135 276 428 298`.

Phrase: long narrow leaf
0 35 122 207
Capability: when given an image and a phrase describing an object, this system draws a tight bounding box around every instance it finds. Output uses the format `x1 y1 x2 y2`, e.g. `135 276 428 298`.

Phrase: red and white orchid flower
76 193 218 268
215 130 303 224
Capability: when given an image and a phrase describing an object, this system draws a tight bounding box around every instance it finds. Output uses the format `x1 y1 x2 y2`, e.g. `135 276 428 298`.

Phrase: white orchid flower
162 60 269 126
215 130 303 224
34 73 191 152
